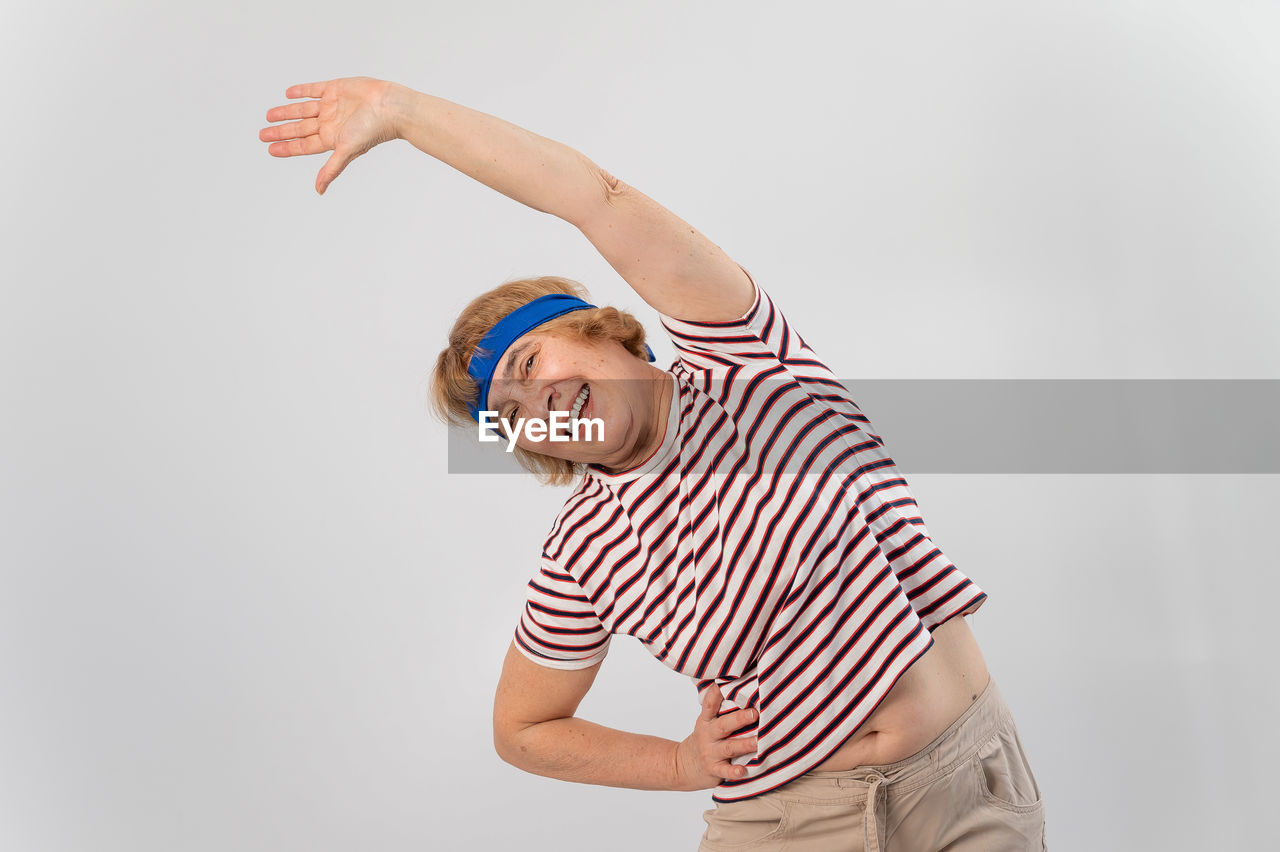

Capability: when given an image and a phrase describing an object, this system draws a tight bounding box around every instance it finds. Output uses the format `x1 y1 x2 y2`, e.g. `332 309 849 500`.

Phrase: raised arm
259 77 754 322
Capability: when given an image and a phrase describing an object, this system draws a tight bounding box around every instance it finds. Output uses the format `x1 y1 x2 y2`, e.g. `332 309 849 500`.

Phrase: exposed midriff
810 615 990 772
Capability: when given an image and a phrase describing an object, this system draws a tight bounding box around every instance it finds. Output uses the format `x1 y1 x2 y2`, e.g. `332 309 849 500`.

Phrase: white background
2 1 1278 849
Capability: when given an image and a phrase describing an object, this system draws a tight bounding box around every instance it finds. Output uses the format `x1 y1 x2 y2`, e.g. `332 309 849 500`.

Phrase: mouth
569 383 591 421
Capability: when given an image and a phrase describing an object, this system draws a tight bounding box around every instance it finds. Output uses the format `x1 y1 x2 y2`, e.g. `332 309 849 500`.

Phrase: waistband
780 675 1009 852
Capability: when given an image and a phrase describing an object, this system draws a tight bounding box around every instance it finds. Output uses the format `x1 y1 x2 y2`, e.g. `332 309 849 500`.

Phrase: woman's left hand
673 683 759 790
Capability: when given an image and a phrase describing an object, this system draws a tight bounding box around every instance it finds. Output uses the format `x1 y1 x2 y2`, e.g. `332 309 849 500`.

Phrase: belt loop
862 770 886 852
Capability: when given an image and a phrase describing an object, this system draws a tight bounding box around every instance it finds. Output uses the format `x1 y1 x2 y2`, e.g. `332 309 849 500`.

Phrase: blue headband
466 294 655 422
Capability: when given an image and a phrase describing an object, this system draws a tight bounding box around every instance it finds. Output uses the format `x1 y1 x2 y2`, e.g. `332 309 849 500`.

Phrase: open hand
674 683 759 791
259 77 400 194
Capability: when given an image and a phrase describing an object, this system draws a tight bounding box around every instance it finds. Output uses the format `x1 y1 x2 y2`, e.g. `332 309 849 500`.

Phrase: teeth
570 385 590 419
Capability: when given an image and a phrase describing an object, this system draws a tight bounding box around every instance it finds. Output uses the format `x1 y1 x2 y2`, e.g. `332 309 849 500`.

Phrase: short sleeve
513 558 611 670
657 268 779 372
658 268 877 434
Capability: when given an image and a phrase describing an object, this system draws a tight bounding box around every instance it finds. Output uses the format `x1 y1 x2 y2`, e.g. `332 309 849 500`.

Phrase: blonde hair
429 276 651 486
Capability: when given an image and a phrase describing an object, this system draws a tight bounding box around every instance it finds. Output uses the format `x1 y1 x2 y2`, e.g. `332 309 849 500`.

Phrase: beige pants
697 677 1046 851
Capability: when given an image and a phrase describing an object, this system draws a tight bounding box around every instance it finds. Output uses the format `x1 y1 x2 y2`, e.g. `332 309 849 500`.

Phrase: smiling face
484 329 672 472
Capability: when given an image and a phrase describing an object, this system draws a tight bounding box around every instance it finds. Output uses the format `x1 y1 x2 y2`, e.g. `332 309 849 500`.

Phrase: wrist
669 739 690 791
670 737 711 792
378 80 420 142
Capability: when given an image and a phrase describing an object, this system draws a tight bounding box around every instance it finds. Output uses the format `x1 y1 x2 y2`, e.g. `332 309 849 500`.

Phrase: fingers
710 738 758 779
711 706 757 738
710 759 747 781
699 683 723 722
316 151 350 195
265 101 320 123
265 136 328 159
720 736 759 759
259 118 319 143
699 685 758 735
692 686 762 784
285 81 330 100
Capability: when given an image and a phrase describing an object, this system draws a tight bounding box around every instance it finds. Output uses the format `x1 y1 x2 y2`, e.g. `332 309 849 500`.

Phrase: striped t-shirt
513 275 987 802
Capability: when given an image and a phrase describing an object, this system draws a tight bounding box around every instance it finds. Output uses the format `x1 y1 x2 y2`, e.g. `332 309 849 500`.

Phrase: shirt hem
710 621 936 803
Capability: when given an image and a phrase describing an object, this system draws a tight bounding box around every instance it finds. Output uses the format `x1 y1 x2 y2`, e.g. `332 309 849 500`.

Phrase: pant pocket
971 724 1043 815
698 796 789 850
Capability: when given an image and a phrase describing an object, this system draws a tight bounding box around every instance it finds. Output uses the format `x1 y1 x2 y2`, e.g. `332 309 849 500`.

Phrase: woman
260 77 1046 851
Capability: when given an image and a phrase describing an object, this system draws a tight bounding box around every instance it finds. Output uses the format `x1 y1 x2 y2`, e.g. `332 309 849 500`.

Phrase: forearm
497 716 694 792
383 83 604 225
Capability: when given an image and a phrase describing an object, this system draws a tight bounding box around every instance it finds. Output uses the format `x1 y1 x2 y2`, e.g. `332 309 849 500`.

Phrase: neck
601 367 672 474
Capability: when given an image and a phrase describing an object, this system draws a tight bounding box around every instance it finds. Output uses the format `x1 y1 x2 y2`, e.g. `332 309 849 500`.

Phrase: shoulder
659 270 820 379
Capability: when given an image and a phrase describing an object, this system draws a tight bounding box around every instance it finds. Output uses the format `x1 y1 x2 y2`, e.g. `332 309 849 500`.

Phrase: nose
507 380 562 421
543 382 563 416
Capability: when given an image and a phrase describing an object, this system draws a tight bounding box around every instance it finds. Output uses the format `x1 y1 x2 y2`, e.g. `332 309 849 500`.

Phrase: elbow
494 717 575 778
493 716 543 771
493 729 521 768
594 165 625 206
564 159 627 228
494 741 517 768
493 718 521 767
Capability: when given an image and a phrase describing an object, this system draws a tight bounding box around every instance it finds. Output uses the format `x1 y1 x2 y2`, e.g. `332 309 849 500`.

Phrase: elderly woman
260 77 1046 851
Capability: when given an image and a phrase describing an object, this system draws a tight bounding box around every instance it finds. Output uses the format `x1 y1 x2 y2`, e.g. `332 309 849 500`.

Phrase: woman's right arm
261 77 604 216
493 642 756 792
260 77 754 323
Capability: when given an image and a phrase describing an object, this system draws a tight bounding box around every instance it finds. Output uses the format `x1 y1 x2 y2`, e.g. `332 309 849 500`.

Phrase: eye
524 353 535 375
